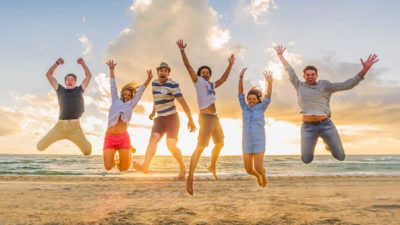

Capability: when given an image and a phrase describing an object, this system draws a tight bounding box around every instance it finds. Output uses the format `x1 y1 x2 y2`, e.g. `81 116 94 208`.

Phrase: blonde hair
120 82 139 102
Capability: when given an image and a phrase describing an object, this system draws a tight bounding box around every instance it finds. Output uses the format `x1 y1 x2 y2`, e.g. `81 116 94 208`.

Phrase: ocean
0 155 399 178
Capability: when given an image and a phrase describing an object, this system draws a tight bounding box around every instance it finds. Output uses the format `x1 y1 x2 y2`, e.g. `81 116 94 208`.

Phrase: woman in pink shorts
103 60 152 171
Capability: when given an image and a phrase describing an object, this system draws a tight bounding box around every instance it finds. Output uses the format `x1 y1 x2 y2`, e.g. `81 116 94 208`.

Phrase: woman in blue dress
238 68 273 187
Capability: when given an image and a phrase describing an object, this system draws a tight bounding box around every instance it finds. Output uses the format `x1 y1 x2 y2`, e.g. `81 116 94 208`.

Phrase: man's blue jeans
301 119 345 164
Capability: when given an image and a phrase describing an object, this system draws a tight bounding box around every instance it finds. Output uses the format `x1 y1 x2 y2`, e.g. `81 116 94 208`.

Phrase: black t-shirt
56 84 84 120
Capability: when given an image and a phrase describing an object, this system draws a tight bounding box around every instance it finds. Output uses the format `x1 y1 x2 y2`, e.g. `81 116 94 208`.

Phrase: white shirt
194 76 216 110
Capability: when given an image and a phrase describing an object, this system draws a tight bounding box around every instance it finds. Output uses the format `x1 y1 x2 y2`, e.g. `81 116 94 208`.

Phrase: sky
0 0 399 156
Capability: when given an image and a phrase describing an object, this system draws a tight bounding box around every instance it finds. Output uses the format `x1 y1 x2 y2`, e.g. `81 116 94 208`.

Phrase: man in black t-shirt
37 57 92 155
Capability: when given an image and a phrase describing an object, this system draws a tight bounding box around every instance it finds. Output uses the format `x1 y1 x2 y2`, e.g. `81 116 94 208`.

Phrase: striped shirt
152 79 183 117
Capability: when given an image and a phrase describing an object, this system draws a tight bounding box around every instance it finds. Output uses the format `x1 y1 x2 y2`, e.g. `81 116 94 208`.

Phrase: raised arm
215 54 235 88
326 54 379 93
106 59 119 101
130 70 153 106
238 68 247 95
176 39 197 83
77 57 92 91
176 97 196 132
274 45 289 67
358 54 379 79
46 58 64 90
261 71 273 111
274 45 300 89
143 69 153 87
238 68 248 110
263 71 273 99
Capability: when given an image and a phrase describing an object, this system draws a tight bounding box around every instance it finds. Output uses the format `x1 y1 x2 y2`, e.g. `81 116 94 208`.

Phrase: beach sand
0 176 399 224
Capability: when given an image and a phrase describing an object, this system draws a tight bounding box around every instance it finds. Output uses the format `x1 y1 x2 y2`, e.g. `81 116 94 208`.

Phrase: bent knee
301 155 314 164
334 154 345 161
104 164 114 171
245 167 253 175
118 165 130 172
81 144 92 156
82 150 91 156
166 143 177 151
254 166 265 174
36 142 46 151
215 142 224 149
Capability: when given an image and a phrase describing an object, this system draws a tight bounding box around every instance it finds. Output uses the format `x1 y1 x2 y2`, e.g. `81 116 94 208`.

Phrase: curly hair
247 87 263 103
197 65 212 76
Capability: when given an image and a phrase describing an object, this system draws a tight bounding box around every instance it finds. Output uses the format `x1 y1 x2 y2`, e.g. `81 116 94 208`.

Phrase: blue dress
238 94 271 154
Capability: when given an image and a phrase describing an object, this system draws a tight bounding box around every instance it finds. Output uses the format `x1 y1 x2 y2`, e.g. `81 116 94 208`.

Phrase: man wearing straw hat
133 62 196 179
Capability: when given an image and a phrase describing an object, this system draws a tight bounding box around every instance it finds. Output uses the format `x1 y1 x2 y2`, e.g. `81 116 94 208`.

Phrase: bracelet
180 48 184 51
55 61 60 65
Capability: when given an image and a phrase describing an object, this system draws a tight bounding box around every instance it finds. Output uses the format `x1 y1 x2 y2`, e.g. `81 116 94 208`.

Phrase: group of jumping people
37 41 379 195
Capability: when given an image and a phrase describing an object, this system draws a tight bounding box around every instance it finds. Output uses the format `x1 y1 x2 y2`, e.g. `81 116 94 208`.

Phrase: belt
303 118 330 125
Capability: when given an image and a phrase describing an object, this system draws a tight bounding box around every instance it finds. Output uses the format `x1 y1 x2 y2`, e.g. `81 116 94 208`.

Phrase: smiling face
247 94 259 107
157 67 170 83
246 88 262 107
302 66 318 85
122 89 133 102
197 66 212 81
64 74 77 89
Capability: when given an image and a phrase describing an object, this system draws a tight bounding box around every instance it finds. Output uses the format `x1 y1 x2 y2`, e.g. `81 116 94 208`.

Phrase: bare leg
103 149 117 171
133 133 160 173
208 142 224 180
243 153 262 187
166 138 186 180
186 145 206 195
254 152 267 187
117 148 132 172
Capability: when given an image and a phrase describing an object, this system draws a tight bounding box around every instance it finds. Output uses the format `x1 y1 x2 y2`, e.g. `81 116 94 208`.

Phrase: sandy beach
0 176 399 224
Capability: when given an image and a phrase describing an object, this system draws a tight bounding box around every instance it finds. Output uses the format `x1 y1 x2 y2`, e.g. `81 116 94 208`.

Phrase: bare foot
178 168 186 180
261 173 268 188
113 160 120 168
132 161 148 173
186 176 194 196
130 145 137 154
255 174 263 187
208 166 217 180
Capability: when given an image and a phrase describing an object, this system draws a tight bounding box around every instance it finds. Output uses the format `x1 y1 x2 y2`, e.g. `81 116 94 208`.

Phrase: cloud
0 108 22 136
107 0 244 117
242 0 278 24
78 34 92 56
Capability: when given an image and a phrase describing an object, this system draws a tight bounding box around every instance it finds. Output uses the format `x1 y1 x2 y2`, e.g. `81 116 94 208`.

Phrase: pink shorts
103 132 131 150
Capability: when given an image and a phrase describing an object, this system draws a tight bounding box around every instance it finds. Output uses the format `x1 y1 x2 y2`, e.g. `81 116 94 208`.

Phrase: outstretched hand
77 57 86 65
228 54 235 65
176 39 187 50
149 111 155 120
360 54 379 72
263 71 273 83
239 67 247 79
274 45 286 55
56 58 64 65
147 69 154 79
106 60 117 70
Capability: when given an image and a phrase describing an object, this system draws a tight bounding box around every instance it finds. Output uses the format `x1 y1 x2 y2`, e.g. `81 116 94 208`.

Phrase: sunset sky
0 0 399 156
